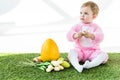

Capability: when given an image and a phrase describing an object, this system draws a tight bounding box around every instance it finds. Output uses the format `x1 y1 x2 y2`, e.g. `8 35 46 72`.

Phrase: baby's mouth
81 18 84 20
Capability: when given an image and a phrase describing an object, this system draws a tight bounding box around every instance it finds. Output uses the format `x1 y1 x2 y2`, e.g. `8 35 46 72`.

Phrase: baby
67 1 108 72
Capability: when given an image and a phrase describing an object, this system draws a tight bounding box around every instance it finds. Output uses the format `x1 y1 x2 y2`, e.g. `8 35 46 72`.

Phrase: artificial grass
0 53 120 80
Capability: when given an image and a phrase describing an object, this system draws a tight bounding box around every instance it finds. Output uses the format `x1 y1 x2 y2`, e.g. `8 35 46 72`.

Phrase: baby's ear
93 14 97 19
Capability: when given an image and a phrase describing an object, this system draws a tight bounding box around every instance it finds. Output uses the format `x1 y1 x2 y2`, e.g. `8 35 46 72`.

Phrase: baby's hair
81 1 99 15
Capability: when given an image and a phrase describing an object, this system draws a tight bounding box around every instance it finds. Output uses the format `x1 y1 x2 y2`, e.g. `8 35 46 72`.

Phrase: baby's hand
83 31 95 40
82 31 89 38
73 32 83 39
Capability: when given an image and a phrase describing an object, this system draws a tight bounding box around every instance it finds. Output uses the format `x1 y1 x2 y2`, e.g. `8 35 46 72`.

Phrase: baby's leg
83 52 107 69
68 49 83 72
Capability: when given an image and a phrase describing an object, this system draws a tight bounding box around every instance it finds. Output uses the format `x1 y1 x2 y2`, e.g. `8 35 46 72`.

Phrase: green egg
58 57 64 61
61 61 70 68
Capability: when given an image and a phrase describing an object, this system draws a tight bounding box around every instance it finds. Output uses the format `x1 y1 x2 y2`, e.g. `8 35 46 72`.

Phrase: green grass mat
0 53 120 80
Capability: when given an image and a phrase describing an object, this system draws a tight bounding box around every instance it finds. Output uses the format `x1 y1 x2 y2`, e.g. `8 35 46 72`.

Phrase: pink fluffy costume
67 22 108 72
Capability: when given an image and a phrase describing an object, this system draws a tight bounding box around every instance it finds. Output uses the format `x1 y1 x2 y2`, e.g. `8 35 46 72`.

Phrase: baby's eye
84 12 88 15
80 12 82 14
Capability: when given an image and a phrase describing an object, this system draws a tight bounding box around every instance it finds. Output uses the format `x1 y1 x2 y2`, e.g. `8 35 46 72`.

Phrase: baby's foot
74 65 83 72
83 60 90 69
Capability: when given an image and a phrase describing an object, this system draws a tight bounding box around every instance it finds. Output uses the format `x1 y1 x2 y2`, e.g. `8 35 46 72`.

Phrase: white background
0 0 120 53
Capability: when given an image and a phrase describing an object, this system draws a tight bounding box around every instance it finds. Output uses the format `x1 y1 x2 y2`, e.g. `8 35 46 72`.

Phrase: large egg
40 38 60 61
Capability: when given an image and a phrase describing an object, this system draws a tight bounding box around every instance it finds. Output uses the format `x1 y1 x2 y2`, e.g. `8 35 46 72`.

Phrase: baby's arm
92 26 104 43
67 24 82 41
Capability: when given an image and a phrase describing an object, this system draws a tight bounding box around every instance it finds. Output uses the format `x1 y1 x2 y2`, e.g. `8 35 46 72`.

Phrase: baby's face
80 6 95 23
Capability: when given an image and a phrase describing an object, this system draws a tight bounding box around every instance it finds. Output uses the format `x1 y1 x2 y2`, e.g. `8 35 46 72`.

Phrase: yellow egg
40 38 60 61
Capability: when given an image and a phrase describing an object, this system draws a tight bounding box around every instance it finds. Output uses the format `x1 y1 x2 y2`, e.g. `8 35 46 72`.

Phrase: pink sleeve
93 25 104 43
66 24 81 41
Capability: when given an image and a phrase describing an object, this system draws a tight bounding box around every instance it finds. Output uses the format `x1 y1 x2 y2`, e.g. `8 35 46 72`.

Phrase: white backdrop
0 0 120 53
